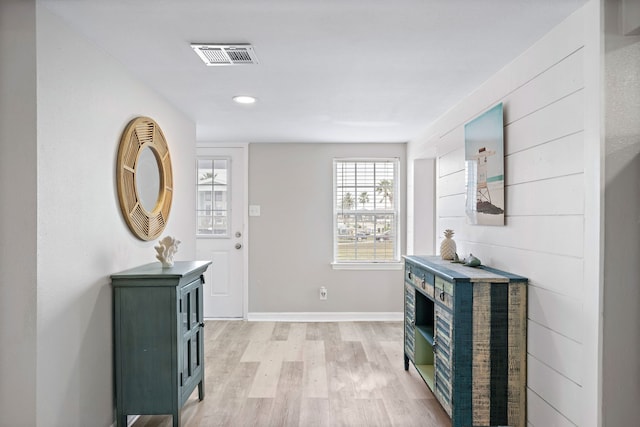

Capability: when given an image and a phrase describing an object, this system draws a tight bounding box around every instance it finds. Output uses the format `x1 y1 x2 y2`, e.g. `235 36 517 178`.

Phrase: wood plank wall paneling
438 170 465 198
506 174 584 217
408 6 591 426
505 91 584 155
528 286 583 342
527 389 575 427
462 244 583 300
438 146 464 178
527 321 582 384
506 132 584 185
504 48 584 125
438 194 465 219
527 356 581 424
422 9 586 147
438 216 584 257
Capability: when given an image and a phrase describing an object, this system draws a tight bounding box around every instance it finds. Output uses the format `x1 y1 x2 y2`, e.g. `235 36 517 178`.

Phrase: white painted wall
411 158 436 255
0 1 38 425
3 7 197 427
248 143 406 316
602 0 640 425
407 2 603 425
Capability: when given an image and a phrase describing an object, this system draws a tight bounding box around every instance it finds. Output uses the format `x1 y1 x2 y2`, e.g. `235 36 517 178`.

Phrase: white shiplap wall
407 2 602 426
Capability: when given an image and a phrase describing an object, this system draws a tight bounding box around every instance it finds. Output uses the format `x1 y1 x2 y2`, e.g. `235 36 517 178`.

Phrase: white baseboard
110 415 139 427
246 312 403 322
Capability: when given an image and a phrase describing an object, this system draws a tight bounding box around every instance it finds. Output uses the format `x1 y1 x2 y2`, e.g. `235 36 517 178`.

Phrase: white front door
196 146 246 318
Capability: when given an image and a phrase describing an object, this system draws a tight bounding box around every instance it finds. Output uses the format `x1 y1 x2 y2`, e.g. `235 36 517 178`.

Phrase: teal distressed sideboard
111 261 212 427
403 255 527 427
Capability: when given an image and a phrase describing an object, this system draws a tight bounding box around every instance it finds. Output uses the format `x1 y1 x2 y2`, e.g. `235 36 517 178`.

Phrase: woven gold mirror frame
116 117 173 241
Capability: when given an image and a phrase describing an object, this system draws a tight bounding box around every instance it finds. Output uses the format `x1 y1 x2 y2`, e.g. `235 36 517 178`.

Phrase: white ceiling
41 0 587 143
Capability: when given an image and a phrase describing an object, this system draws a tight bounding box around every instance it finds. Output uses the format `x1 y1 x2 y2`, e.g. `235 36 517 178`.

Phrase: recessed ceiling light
233 95 256 104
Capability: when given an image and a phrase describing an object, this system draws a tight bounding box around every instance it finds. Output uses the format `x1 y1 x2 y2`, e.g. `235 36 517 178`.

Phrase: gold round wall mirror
116 117 173 241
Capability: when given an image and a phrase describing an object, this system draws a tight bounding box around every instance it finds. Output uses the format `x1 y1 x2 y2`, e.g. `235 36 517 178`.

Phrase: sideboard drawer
435 276 454 309
406 264 435 297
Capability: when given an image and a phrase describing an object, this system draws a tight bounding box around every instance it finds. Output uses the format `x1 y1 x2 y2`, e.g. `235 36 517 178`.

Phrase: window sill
331 262 403 271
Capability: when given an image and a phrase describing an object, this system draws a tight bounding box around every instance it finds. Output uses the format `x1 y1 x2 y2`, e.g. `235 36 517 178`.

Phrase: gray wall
603 0 640 425
248 143 406 314
0 5 197 426
35 8 197 426
0 1 38 425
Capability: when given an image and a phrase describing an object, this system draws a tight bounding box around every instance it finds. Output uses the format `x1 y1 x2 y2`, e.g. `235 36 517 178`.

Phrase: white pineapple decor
440 229 457 260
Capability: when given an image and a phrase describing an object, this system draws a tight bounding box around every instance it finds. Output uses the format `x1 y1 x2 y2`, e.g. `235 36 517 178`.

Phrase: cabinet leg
198 379 205 401
404 353 409 371
173 410 180 427
119 414 127 427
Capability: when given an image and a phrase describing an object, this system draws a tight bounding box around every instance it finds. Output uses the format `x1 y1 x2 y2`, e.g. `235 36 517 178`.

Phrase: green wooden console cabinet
403 255 527 427
111 261 212 427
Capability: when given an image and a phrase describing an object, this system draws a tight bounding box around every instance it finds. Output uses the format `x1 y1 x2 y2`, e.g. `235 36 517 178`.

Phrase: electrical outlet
319 286 327 300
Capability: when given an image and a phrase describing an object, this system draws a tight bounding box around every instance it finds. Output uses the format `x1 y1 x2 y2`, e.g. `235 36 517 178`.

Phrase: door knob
235 243 242 250
235 231 242 238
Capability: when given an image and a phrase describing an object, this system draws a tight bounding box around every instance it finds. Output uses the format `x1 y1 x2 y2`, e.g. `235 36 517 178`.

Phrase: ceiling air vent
191 44 259 66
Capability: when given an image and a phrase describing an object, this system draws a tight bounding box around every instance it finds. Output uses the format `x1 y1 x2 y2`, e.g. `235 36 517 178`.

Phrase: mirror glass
135 146 160 212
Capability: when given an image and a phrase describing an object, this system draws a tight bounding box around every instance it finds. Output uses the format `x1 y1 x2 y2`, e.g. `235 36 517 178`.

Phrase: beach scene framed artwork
464 103 505 226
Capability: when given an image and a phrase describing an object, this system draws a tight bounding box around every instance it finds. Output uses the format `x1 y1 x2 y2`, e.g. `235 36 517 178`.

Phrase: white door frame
196 142 249 319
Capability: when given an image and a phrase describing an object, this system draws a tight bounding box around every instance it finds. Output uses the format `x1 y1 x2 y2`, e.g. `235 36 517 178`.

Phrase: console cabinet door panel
404 283 416 361
434 304 453 416
180 278 204 403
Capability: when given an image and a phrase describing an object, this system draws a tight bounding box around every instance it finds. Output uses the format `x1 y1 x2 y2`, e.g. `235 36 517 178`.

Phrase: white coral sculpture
155 235 181 268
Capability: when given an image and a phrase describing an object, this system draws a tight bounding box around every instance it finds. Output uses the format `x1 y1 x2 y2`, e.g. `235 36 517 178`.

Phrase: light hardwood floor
133 321 451 427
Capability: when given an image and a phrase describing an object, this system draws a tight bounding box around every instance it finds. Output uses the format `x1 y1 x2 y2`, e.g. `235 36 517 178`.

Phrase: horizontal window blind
334 159 399 263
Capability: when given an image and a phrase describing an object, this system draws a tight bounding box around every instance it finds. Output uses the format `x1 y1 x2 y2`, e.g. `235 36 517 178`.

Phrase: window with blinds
334 159 399 263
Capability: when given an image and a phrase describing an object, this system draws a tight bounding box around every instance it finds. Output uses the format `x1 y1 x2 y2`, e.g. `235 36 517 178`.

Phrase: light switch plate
249 205 261 216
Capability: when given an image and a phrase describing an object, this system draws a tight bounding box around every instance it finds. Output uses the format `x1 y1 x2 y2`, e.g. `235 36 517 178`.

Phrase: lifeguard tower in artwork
471 147 496 204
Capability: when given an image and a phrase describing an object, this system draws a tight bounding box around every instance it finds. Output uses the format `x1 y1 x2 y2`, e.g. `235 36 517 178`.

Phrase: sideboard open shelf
412 288 435 390
403 255 527 427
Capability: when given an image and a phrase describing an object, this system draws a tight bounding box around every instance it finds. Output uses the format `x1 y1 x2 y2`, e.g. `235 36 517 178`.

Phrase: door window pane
197 158 229 236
